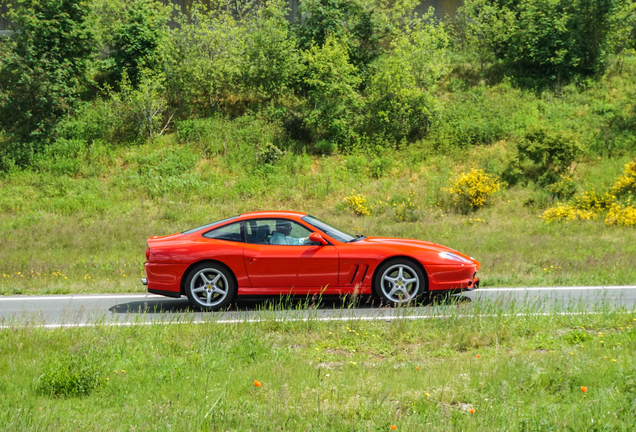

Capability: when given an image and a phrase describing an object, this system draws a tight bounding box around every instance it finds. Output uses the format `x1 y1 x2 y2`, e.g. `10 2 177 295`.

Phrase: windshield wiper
349 235 366 242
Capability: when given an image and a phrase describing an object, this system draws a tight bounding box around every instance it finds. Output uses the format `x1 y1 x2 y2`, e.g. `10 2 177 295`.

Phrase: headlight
439 251 473 263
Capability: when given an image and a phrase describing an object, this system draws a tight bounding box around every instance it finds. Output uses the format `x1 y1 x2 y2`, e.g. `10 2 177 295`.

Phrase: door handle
249 258 258 264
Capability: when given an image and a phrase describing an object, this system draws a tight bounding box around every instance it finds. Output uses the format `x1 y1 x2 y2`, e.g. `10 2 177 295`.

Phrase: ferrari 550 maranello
142 211 480 310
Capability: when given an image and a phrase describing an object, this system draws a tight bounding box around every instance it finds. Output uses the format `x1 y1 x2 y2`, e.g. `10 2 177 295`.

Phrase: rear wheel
184 263 236 311
374 259 426 305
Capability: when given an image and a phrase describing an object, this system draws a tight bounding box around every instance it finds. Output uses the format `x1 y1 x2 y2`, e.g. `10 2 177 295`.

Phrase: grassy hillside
1 132 635 295
1 35 635 296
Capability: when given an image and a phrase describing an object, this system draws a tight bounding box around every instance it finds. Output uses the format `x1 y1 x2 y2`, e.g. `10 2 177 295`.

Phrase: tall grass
0 300 634 430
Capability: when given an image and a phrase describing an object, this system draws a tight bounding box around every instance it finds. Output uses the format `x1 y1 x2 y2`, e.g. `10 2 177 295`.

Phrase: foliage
459 0 630 83
0 0 95 147
513 125 583 186
301 36 363 147
391 192 419 222
314 140 336 155
175 115 283 159
241 1 302 103
113 70 170 140
295 0 392 73
36 352 101 398
547 175 577 200
111 0 170 86
344 193 371 216
162 3 246 117
256 142 285 166
444 168 502 213
429 83 534 150
364 15 449 142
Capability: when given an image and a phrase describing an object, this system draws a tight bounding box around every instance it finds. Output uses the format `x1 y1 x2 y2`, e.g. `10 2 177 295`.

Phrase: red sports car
142 211 480 310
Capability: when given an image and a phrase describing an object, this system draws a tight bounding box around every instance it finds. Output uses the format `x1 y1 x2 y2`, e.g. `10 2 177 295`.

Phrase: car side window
246 219 312 245
202 222 243 242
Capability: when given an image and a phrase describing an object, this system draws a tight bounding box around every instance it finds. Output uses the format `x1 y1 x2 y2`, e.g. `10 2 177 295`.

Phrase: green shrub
365 15 449 142
368 157 390 179
56 97 128 144
175 116 282 161
314 140 336 155
0 0 96 146
36 139 87 176
36 352 102 398
459 0 627 84
162 4 245 117
111 0 170 86
241 1 302 103
301 36 363 147
256 142 285 165
345 155 367 174
513 125 583 186
547 175 577 200
296 0 389 72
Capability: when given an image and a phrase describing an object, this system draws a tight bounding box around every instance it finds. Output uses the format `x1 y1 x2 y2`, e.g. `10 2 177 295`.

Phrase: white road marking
0 310 616 330
0 294 161 301
476 286 636 292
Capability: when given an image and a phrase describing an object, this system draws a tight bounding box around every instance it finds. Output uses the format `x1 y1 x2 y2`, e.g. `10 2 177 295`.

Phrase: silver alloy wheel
380 264 420 303
189 268 229 308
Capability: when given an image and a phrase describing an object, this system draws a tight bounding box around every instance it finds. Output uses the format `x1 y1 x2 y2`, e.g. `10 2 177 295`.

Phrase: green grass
1 302 635 430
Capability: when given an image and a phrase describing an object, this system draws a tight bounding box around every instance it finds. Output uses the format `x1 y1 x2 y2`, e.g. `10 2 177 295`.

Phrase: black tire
373 258 427 306
184 262 236 311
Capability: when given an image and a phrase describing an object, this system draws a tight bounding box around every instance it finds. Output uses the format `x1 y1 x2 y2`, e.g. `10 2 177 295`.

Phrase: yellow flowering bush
542 205 599 222
542 160 636 225
444 168 501 213
344 193 371 216
610 160 636 198
547 175 576 200
605 203 636 226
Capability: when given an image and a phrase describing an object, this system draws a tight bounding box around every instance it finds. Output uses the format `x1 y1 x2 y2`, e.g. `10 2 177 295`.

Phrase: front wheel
374 259 426 305
184 263 236 311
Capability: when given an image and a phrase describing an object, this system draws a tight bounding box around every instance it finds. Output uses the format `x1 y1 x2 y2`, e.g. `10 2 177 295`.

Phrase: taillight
146 248 150 260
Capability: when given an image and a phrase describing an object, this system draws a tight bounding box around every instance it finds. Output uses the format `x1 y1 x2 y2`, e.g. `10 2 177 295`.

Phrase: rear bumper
143 262 187 297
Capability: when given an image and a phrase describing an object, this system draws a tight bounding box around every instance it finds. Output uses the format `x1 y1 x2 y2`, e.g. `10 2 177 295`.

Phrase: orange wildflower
581 386 587 393
416 367 419 370
390 425 397 430
476 355 481 358
254 380 262 387
469 408 475 414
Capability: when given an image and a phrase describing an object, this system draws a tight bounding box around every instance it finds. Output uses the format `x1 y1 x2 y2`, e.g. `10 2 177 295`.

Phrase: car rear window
182 216 239 234
202 221 243 242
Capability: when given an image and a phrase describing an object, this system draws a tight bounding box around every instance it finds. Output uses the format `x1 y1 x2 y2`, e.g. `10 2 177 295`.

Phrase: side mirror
309 232 328 246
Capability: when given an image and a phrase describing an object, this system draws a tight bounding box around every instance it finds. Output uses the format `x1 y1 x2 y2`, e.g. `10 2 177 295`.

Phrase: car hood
354 236 476 261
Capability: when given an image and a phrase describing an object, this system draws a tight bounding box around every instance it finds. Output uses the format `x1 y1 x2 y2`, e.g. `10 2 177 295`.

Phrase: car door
242 218 339 289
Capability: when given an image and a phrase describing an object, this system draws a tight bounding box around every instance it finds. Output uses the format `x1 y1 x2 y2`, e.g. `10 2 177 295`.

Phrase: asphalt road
1 285 635 328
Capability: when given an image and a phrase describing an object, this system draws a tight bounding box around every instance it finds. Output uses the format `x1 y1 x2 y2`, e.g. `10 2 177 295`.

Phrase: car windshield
301 215 357 243
182 216 239 234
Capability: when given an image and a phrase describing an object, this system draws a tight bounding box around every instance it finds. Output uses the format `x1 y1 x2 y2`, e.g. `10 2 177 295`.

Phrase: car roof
239 211 307 219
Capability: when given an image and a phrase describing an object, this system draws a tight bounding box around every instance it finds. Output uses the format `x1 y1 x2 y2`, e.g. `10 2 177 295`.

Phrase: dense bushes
0 0 635 173
0 0 95 156
459 0 632 84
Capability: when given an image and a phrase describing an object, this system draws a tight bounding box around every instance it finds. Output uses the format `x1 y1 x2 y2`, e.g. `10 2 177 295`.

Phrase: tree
0 0 96 149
